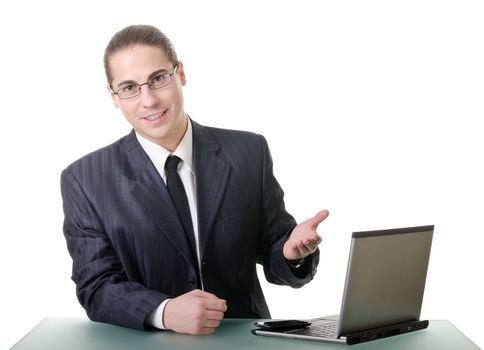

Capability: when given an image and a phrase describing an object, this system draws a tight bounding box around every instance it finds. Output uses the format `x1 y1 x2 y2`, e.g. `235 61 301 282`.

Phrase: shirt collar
173 118 194 173
135 117 194 178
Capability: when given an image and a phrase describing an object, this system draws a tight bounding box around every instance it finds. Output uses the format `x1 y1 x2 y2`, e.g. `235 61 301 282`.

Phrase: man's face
109 44 187 151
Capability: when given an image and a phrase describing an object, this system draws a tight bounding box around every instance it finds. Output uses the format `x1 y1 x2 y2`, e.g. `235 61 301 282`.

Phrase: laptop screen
338 225 434 336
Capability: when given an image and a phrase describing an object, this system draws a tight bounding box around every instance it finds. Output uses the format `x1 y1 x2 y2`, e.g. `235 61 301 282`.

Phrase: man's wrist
286 258 305 269
146 298 172 329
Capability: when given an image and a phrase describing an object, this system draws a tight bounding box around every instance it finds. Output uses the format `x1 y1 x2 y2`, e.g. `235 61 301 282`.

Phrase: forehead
109 44 171 85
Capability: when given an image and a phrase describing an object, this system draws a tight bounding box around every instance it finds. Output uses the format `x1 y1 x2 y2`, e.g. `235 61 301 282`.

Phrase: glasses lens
117 84 140 99
149 73 172 89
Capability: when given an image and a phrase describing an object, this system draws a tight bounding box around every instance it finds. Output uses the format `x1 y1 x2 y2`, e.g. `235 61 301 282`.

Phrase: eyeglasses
111 64 178 100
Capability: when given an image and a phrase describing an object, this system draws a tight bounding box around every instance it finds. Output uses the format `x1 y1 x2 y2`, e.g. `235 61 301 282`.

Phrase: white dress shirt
135 118 201 329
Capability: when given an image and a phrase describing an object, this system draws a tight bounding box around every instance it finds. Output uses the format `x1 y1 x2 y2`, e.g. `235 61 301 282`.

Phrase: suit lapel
121 131 195 267
192 121 231 259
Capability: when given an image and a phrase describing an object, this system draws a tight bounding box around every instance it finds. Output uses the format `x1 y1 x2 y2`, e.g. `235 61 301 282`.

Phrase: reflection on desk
11 318 481 350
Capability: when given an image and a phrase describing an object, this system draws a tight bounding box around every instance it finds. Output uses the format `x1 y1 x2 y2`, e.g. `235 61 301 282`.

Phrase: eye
152 73 170 82
120 84 136 93
156 73 171 85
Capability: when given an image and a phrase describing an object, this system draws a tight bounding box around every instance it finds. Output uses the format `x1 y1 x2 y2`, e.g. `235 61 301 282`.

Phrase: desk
11 318 480 350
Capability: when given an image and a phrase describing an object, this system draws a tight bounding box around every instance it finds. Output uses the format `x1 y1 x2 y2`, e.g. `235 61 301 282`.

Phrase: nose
140 84 159 107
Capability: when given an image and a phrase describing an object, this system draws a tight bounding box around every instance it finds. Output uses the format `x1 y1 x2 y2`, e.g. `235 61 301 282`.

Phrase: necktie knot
165 155 181 173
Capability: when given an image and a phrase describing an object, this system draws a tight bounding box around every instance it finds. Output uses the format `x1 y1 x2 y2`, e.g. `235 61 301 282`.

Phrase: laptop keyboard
287 321 339 338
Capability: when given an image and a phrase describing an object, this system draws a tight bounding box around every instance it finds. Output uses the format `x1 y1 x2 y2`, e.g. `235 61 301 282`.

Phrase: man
61 24 329 335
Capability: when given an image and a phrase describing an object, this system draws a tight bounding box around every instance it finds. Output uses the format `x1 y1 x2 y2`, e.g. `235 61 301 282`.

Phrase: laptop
252 225 434 345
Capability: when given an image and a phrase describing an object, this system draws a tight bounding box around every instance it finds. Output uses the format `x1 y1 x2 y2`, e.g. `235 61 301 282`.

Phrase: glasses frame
111 64 179 100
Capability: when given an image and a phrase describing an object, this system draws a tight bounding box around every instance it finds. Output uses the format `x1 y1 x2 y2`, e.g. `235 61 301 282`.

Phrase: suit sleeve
61 168 167 330
257 135 319 287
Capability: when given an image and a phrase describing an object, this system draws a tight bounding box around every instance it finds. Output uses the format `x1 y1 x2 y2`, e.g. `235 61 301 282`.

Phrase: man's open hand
283 209 329 261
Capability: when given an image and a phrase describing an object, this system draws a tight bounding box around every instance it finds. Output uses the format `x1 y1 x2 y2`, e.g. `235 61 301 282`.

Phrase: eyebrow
115 68 171 88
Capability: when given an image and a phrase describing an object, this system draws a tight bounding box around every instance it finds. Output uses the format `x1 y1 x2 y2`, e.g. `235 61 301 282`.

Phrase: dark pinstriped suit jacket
61 120 319 330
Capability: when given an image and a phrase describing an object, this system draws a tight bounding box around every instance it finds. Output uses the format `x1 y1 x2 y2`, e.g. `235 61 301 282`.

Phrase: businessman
61 24 329 335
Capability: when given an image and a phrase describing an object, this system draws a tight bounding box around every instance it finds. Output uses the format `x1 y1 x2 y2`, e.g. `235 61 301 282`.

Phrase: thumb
309 209 330 228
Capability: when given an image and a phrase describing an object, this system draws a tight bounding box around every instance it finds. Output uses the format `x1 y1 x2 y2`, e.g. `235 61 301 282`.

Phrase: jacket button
187 276 196 285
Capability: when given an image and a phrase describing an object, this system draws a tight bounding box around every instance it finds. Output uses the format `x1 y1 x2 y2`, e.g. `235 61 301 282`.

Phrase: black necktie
165 155 198 269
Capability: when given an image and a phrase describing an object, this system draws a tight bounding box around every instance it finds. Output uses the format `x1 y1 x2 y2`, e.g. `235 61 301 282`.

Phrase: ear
176 61 187 86
107 85 120 108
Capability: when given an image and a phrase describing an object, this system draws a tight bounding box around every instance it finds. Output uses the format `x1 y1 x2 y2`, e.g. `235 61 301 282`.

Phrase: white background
1 0 483 348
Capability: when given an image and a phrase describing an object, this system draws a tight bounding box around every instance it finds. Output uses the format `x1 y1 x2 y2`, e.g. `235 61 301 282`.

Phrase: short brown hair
103 25 178 84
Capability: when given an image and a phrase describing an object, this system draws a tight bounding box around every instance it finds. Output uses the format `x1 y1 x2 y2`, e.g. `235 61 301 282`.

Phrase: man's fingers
188 289 208 297
191 289 227 313
296 243 309 256
193 289 217 299
205 319 221 328
184 289 226 306
205 309 225 321
203 298 227 312
198 327 217 334
296 240 314 255
303 235 322 245
309 209 329 228
296 237 320 255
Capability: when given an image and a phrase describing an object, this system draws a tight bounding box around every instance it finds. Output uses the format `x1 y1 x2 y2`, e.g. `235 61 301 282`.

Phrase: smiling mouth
143 110 167 121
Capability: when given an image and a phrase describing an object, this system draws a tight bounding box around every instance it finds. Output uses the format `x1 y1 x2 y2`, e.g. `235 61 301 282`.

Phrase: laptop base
252 318 429 345
344 319 429 345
